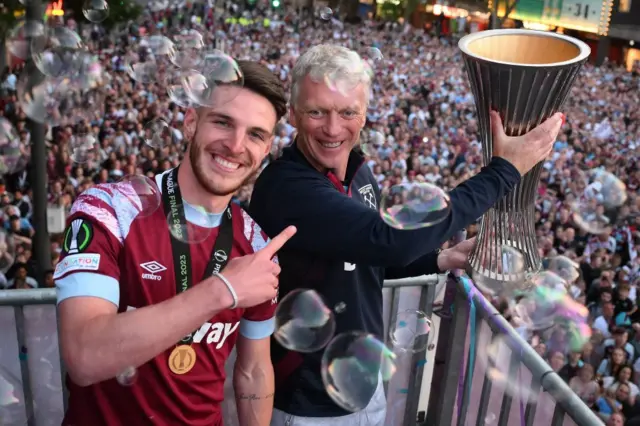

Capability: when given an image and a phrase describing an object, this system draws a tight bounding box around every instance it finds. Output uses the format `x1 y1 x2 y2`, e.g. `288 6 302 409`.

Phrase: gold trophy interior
466 34 582 65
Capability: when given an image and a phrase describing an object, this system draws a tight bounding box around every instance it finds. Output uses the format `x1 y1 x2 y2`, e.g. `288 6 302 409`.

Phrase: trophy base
467 237 542 297
466 265 539 298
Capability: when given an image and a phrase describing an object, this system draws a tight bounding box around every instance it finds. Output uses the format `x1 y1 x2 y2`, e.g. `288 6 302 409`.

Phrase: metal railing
0 276 602 426
426 274 604 426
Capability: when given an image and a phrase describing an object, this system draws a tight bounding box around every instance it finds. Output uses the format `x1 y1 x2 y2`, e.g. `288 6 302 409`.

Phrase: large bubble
380 183 451 230
321 332 397 412
571 169 627 235
389 310 434 353
274 289 336 353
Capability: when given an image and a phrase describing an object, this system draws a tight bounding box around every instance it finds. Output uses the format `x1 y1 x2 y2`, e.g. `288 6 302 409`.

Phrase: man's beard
188 128 256 198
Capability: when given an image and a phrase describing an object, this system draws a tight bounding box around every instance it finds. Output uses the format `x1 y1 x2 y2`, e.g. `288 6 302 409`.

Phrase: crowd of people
0 0 638 423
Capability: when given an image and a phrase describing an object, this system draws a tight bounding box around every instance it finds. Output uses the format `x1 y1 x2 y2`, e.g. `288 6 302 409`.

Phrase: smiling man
54 60 296 426
249 44 563 426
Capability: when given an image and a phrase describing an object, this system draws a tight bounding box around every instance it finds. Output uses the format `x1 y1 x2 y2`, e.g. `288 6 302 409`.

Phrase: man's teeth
213 156 239 170
321 141 342 148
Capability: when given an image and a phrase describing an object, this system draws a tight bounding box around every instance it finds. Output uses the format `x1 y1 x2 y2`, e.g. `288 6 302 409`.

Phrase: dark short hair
612 327 627 335
236 60 287 122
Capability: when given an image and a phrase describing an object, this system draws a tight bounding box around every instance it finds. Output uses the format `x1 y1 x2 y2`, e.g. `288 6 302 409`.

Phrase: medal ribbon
161 167 234 345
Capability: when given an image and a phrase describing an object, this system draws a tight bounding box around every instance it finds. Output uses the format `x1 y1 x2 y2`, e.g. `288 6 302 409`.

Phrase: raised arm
250 157 519 267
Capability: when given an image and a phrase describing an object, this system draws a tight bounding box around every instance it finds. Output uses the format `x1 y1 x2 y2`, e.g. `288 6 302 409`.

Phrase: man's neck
177 161 230 214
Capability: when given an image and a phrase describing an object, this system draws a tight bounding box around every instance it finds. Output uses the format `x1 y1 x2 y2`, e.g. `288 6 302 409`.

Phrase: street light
25 0 53 286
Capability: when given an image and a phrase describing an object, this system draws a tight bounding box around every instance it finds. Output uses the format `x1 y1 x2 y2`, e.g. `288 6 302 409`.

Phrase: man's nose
222 129 245 155
323 112 342 138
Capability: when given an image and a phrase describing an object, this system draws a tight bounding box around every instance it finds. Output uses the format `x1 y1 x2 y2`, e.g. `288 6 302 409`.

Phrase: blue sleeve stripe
239 317 275 340
55 272 120 308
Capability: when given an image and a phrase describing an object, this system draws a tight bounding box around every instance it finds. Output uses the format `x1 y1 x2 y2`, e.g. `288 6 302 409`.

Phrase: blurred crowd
0 0 638 423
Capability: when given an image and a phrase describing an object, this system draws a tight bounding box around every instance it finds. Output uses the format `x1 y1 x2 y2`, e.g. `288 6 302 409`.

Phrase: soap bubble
472 244 527 297
116 367 138 386
389 310 433 353
144 118 178 149
320 7 333 20
571 169 627 235
274 289 336 353
82 0 109 22
321 332 397 412
167 206 215 245
117 175 161 218
381 183 451 230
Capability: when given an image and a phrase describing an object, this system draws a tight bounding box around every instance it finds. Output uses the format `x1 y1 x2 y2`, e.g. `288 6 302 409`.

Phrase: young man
54 60 295 425
249 45 564 425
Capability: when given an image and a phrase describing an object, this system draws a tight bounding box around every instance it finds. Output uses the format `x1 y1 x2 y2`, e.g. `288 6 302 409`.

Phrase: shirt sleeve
385 251 440 279
240 300 277 340
250 157 521 268
53 190 124 307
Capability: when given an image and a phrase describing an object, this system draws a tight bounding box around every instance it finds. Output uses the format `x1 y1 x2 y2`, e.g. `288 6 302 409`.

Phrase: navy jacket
248 143 521 417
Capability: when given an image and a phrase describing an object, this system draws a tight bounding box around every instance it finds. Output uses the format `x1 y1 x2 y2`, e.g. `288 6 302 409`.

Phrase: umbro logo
140 261 167 281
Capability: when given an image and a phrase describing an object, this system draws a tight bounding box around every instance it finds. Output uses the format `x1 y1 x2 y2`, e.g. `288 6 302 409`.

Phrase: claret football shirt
54 169 278 426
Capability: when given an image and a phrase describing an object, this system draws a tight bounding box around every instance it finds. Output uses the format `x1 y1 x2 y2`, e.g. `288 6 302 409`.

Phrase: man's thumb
490 111 506 140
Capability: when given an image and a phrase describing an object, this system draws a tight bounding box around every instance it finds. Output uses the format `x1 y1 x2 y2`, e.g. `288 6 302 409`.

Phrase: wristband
213 272 238 309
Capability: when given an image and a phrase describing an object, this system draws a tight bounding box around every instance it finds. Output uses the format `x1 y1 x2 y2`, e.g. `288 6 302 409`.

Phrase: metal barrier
0 276 602 426
426 274 604 426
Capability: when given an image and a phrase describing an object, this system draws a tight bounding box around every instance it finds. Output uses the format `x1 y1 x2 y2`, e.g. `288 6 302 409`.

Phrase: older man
249 44 563 426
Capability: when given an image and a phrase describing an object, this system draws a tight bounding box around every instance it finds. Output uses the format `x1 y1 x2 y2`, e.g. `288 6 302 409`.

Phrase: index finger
260 226 297 259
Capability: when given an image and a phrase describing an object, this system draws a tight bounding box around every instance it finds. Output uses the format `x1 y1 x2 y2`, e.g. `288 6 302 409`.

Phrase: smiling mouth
318 140 344 149
211 154 241 172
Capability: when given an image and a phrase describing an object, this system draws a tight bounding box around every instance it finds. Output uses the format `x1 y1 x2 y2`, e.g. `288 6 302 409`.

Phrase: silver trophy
458 29 590 294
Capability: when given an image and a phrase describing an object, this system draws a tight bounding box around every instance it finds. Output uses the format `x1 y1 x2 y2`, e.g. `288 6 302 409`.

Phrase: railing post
424 274 469 425
14 306 36 426
56 308 69 412
401 283 436 425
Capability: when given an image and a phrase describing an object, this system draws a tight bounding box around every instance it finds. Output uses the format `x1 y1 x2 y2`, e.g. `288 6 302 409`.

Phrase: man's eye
307 110 322 118
250 132 265 141
214 120 231 127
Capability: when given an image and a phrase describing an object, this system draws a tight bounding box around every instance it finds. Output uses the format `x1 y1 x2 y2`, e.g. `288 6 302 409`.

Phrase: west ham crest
358 184 377 210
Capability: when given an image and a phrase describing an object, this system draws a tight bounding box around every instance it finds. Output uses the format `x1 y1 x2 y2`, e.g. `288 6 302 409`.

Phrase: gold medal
168 345 197 375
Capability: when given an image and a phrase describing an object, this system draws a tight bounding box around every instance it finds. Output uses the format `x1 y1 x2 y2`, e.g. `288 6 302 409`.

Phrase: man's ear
264 135 274 156
288 106 297 128
183 108 198 141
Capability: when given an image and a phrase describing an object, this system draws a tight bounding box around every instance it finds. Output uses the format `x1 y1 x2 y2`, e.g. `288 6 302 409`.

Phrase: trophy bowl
458 29 591 295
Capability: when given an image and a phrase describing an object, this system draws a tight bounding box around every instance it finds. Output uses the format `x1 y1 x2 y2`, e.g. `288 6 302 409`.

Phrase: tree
0 0 23 36
491 0 518 29
403 0 419 24
345 0 360 23
0 0 28 70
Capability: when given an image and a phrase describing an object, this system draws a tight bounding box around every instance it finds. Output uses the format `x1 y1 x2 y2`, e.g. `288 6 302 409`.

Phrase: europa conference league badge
168 345 197 375
63 218 93 254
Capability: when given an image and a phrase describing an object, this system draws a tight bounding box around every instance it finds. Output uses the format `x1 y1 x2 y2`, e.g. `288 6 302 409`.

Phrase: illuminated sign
499 0 615 35
46 0 65 16
432 4 470 18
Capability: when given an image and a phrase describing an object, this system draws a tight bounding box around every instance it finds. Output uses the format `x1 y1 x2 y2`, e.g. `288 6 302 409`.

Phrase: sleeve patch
240 209 270 254
53 254 101 279
62 218 94 254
